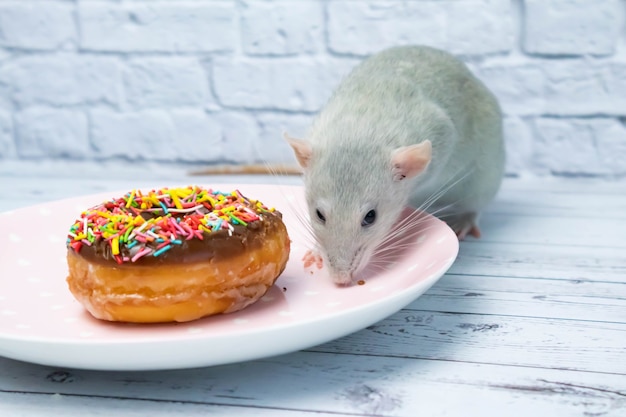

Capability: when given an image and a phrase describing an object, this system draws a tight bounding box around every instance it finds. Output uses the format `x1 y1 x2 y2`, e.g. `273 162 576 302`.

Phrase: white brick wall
0 0 624 178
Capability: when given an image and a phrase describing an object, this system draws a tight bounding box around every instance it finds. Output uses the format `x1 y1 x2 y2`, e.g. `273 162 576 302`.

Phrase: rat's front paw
302 250 324 269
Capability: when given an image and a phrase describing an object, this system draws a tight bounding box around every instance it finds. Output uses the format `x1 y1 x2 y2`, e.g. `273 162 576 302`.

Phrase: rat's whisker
375 221 445 256
413 167 473 215
263 167 317 249
379 168 472 247
377 213 431 247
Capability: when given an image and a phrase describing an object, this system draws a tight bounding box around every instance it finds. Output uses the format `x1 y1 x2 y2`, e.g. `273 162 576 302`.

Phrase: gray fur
289 45 505 285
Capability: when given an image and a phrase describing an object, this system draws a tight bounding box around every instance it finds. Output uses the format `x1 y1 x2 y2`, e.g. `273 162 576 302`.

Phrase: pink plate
0 184 458 371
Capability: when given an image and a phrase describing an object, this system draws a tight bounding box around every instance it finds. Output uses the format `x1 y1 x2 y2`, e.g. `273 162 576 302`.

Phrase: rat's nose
326 250 360 286
333 270 353 286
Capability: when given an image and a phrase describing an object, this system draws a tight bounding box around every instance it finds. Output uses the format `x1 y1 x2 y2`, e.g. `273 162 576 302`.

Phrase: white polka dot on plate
64 317 79 324
39 207 52 216
285 194 295 202
407 264 419 272
17 258 31 267
51 305 65 311
80 331 94 338
436 235 448 244
369 285 386 293
278 310 294 317
40 291 55 298
326 301 341 307
16 324 31 330
304 291 319 296
416 234 427 244
233 318 249 325
2 310 17 316
49 235 65 244
9 233 22 243
27 277 41 284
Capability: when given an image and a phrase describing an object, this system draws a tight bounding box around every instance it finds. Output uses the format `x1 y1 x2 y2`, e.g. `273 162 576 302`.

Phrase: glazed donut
65 186 290 323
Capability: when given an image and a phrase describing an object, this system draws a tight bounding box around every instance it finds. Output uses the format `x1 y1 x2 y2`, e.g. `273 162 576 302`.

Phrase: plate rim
0 183 459 370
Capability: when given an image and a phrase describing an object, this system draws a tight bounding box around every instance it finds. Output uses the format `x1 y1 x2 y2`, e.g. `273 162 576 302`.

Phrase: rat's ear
391 140 432 181
284 132 313 169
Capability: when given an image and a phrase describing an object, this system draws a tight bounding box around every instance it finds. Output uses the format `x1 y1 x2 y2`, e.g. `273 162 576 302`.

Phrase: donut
65 186 290 323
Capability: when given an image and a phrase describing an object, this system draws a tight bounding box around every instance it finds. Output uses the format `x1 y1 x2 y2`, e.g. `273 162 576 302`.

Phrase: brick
169 110 258 163
532 117 626 175
502 117 534 176
0 1 76 50
212 56 357 111
446 1 514 55
0 55 120 107
0 48 10 62
79 1 235 53
124 57 208 109
478 64 545 116
327 1 447 55
594 118 626 175
542 60 615 116
0 110 14 158
523 0 621 56
607 63 626 115
15 108 89 158
90 109 176 160
199 58 222 112
209 111 259 163
0 79 12 111
254 112 313 163
241 0 323 56
535 59 626 116
90 109 257 163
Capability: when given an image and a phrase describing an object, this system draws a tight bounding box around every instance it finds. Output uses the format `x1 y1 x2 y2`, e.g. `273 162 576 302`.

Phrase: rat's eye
361 209 376 227
315 209 326 224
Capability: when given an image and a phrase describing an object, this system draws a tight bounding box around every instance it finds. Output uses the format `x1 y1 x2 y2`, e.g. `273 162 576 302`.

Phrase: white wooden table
1 162 625 416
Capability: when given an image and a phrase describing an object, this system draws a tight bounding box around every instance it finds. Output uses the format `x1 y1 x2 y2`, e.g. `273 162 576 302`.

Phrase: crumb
282 287 287 292
357 280 366 285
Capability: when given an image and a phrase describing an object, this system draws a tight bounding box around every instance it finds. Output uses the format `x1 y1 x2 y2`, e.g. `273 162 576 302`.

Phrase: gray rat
286 45 505 286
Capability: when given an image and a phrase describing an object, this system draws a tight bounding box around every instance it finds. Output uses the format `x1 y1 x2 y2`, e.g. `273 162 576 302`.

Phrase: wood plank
487 189 626 219
449 241 626 283
501 175 626 194
1 353 625 417
414 274 626 322
311 310 626 374
2 170 625 416
0 392 344 417
477 213 626 248
2 160 625 193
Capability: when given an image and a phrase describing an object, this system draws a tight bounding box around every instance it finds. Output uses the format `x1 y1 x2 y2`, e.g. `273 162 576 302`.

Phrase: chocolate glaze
70 207 285 268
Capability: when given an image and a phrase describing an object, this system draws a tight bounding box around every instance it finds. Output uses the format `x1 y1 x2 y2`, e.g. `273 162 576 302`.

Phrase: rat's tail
189 164 302 176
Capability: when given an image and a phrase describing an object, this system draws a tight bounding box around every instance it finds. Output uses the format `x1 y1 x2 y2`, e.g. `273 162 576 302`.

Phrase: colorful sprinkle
66 186 272 264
